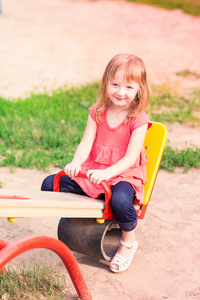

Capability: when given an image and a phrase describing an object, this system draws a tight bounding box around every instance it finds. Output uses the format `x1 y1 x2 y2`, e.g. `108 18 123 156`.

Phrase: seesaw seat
0 189 105 218
56 122 168 261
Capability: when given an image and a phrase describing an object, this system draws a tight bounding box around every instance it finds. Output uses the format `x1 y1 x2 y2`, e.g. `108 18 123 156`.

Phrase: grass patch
0 84 98 170
161 145 200 172
0 258 70 299
176 69 200 79
127 0 200 16
150 85 200 126
0 83 199 172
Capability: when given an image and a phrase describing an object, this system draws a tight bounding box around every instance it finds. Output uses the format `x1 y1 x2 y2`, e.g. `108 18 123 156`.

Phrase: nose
117 86 125 96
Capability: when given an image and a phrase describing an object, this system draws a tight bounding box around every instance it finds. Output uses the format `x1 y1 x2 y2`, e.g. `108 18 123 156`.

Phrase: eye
112 83 118 87
127 86 133 90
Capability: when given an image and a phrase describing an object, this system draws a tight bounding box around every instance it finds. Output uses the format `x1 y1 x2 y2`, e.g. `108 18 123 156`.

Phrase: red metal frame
0 236 92 300
53 170 114 219
53 169 155 220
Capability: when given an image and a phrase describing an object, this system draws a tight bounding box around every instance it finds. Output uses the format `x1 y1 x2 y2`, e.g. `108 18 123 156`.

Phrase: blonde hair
95 53 149 123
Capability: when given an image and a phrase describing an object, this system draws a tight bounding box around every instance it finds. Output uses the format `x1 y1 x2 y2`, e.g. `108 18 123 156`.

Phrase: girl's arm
64 114 97 177
87 123 148 185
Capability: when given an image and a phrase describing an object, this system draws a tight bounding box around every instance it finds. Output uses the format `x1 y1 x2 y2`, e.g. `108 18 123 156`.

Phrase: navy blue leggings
41 174 137 232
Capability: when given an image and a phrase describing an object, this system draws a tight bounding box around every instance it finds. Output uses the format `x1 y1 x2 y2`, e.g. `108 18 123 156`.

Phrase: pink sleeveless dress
73 103 152 203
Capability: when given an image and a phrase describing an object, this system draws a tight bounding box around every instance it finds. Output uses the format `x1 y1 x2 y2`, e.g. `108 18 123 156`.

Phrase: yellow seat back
136 122 168 219
144 122 168 206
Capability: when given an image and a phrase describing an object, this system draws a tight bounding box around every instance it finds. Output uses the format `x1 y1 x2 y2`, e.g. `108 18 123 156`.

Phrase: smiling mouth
115 97 125 101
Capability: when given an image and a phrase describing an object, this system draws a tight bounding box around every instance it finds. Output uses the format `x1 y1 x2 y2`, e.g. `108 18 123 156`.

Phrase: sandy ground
0 1 200 299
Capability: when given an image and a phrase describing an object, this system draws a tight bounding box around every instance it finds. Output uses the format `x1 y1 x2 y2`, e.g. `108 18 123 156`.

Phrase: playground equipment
0 236 92 300
0 122 167 297
56 122 168 260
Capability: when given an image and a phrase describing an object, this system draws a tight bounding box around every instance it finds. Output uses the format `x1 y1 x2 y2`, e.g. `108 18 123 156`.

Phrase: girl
41 53 152 273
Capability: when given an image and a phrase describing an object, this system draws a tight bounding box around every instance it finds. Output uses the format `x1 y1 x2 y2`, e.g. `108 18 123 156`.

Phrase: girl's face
107 70 139 109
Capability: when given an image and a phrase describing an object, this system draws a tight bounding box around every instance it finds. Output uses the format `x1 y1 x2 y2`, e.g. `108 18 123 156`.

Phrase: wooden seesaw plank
0 189 105 218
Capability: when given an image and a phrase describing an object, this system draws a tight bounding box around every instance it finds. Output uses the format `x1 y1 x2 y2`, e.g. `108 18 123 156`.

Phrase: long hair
95 53 149 123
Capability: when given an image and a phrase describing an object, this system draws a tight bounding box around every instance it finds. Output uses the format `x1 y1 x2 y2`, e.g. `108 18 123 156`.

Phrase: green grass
176 69 200 78
161 145 200 172
0 258 70 299
150 85 200 126
127 0 200 16
0 83 199 172
0 84 98 170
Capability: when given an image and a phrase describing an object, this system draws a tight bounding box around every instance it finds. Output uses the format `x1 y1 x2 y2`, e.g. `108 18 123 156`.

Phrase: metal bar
53 170 113 219
0 236 92 300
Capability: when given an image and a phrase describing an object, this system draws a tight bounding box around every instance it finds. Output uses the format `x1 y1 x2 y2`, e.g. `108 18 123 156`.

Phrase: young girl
41 53 152 273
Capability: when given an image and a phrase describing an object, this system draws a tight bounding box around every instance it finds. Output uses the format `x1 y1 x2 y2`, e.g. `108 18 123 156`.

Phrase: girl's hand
64 163 81 178
87 169 111 185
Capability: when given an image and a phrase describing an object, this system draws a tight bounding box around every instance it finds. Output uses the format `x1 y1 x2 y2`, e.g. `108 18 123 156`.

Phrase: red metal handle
53 170 114 219
0 236 92 299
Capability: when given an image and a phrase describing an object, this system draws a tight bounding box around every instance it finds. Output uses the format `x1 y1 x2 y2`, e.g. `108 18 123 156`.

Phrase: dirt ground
0 1 200 299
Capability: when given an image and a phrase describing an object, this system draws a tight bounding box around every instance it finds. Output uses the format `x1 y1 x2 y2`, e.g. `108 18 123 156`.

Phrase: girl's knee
110 190 131 213
110 182 137 225
41 174 56 191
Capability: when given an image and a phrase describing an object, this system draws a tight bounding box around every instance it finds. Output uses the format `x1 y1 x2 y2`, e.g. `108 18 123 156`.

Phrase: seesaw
0 122 168 262
0 187 106 219
0 172 121 261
